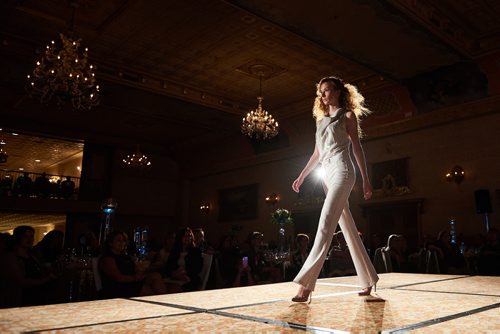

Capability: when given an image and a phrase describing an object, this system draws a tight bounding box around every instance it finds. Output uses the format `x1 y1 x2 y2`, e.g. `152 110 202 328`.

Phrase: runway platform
1 273 499 333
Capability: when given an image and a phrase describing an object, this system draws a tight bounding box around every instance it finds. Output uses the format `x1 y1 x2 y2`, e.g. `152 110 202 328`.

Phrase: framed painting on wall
218 184 258 222
371 158 408 189
370 158 411 197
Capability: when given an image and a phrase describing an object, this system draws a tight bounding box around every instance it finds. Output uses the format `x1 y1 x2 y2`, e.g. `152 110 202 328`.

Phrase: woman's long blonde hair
312 76 371 135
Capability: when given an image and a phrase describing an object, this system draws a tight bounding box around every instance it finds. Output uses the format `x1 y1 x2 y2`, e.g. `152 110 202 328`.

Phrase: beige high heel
358 284 376 296
292 288 312 303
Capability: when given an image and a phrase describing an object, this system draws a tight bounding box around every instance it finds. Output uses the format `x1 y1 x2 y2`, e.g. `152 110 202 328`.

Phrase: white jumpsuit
293 111 379 291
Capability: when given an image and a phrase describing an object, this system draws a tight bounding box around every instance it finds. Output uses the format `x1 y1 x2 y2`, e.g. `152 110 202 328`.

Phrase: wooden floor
1 273 499 333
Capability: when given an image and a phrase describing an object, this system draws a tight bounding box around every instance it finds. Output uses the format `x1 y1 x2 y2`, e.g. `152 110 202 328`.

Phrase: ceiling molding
384 0 500 58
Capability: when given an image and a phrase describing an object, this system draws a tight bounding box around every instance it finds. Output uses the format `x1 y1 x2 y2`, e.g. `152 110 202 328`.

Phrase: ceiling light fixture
122 145 152 169
241 74 278 140
25 1 100 111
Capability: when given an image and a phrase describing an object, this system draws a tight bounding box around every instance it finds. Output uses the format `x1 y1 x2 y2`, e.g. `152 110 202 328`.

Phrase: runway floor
0 273 499 333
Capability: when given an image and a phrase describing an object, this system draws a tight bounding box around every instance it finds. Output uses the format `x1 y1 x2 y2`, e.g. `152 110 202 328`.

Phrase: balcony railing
0 169 80 199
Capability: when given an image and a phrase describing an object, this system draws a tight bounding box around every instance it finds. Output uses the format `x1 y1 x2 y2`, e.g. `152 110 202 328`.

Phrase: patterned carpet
0 273 499 333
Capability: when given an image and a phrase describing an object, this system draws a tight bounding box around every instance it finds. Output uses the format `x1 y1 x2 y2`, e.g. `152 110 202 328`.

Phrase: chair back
426 249 440 274
373 247 393 273
199 253 213 290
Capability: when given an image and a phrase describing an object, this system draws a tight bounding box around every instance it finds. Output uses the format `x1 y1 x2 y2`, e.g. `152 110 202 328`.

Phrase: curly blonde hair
312 76 371 135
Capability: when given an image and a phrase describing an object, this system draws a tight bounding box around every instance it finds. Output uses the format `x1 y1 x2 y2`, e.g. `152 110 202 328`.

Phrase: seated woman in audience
148 232 176 272
31 230 64 274
0 226 56 307
288 234 310 280
232 254 255 287
385 234 409 272
99 231 166 298
243 231 281 284
192 228 214 254
428 229 465 274
217 235 241 288
164 227 203 292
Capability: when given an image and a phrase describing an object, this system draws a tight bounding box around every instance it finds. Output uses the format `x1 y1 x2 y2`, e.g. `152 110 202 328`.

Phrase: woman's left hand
363 181 373 200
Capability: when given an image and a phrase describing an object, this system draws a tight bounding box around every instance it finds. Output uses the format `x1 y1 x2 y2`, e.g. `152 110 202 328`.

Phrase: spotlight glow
315 166 326 180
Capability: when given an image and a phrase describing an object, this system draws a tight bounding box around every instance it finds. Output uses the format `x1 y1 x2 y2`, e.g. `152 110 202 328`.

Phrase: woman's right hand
292 176 303 193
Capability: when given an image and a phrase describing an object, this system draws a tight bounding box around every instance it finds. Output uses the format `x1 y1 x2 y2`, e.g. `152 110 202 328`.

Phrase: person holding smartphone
232 255 254 287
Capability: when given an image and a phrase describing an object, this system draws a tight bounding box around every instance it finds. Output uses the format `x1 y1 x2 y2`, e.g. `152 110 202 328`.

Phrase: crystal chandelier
122 145 152 168
241 76 279 140
26 3 100 111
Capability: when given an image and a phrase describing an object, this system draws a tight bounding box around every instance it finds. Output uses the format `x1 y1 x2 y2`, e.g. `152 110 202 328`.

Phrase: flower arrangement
271 208 294 225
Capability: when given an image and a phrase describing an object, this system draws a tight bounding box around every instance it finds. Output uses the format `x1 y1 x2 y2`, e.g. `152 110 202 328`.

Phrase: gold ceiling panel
0 212 66 232
2 0 499 154
0 130 83 175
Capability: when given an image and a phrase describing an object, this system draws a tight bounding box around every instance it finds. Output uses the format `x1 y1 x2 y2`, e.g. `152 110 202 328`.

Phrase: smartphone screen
242 256 248 267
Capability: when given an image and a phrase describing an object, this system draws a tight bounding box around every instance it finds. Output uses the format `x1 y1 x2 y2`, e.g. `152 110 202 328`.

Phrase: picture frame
218 184 258 222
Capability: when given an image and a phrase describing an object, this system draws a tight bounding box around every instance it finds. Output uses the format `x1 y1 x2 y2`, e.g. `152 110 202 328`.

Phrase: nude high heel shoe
292 288 312 303
358 284 376 296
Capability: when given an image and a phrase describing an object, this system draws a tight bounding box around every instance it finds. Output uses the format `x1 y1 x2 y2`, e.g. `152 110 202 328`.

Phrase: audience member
32 230 65 274
216 235 241 288
99 231 166 298
385 234 409 272
243 231 280 284
0 175 13 196
232 254 254 287
192 227 214 254
77 231 100 257
477 228 500 276
288 234 310 280
428 229 466 274
149 232 175 271
164 227 203 292
0 226 56 308
49 180 61 199
60 176 75 199
34 173 50 198
328 231 356 276
13 172 33 197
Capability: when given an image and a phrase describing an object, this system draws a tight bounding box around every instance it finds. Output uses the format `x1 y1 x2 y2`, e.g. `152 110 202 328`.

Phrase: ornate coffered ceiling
1 0 499 162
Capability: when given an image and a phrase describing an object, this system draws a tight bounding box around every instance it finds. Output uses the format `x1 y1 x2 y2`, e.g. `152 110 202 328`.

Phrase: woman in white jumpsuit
291 77 378 303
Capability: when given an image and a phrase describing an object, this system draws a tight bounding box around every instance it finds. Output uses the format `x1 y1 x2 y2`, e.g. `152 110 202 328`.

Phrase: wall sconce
200 204 210 214
265 192 279 206
446 165 465 184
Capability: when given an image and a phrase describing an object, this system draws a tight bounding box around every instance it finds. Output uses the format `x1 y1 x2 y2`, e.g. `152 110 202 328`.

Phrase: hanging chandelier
241 76 279 140
122 145 152 169
26 3 100 111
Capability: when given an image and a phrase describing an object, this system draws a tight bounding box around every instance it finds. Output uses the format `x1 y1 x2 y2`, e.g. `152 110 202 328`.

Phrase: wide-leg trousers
293 156 379 291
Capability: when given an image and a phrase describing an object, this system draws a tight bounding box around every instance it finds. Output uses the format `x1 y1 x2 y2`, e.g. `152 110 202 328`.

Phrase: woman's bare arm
345 112 372 200
292 144 320 193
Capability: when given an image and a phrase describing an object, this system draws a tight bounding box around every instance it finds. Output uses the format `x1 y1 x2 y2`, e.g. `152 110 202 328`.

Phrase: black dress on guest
100 253 143 298
165 247 203 292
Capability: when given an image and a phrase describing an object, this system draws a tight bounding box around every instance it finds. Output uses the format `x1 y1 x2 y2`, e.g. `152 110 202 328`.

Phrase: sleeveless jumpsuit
293 110 379 291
